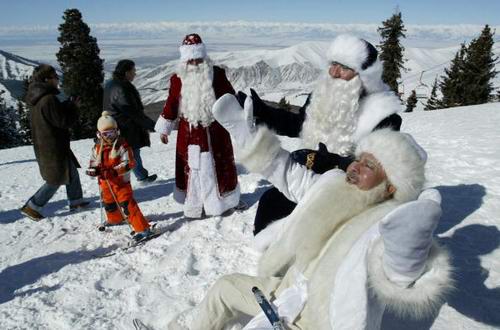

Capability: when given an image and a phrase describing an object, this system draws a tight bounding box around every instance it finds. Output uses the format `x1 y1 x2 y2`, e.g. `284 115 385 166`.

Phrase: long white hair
300 74 363 155
177 59 217 127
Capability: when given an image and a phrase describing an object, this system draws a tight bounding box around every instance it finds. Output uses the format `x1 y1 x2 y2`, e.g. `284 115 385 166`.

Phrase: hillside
0 103 499 329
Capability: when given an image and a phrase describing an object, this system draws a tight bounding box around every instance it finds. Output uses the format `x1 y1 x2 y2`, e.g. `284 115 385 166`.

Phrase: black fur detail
361 40 378 70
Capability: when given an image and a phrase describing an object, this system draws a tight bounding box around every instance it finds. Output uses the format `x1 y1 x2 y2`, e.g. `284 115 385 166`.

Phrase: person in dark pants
21 64 89 221
103 59 157 184
244 35 404 235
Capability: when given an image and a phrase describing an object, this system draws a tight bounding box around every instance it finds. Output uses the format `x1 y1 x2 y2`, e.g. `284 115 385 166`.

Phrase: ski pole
97 183 106 231
103 175 134 233
252 286 285 330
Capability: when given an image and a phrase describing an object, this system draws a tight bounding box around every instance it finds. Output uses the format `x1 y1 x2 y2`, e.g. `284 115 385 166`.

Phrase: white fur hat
97 111 117 132
356 129 427 202
179 33 207 62
327 34 388 94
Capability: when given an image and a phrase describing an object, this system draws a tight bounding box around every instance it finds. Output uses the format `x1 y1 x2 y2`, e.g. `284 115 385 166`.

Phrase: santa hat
179 33 207 62
97 111 117 132
327 34 388 94
356 129 427 203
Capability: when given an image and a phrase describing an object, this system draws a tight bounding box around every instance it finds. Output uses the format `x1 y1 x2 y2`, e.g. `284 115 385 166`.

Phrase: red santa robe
155 63 240 218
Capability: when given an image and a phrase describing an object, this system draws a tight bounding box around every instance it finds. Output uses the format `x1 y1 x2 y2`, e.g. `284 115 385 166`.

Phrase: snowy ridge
135 41 500 107
0 49 39 108
0 103 499 329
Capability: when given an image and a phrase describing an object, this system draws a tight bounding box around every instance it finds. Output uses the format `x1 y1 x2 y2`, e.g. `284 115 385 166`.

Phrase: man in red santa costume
155 33 241 218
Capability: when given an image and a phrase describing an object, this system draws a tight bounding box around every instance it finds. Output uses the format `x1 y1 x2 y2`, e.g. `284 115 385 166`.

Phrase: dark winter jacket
26 82 80 186
103 79 155 149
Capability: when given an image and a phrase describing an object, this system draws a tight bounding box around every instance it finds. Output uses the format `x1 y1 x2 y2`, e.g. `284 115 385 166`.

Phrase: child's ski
93 225 165 258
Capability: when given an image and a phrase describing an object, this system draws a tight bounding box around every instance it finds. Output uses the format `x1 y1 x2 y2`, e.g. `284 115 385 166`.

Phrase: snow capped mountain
0 50 39 108
0 49 39 81
135 40 500 108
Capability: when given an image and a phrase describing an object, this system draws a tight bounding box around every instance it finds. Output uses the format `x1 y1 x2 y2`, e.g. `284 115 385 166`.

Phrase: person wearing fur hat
245 34 404 235
154 33 243 218
103 59 157 185
86 111 153 241
167 97 452 329
20 64 89 221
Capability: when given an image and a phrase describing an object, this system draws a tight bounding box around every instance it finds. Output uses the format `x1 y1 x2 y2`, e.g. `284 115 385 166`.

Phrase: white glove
212 93 255 149
379 189 442 287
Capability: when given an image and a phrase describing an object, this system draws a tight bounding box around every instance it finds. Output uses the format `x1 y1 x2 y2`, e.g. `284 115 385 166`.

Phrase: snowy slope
1 103 500 329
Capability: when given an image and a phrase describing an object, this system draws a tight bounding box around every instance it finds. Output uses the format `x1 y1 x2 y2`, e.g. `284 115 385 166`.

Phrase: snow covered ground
1 103 500 329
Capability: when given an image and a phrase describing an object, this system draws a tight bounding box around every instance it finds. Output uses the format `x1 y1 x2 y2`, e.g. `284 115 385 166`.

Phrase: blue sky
1 0 499 26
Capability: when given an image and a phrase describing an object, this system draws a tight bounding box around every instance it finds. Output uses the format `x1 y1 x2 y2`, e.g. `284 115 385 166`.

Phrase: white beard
300 75 363 155
258 172 389 276
177 59 217 127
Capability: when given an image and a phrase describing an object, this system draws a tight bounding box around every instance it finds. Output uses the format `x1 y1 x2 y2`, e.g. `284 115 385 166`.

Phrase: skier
154 33 244 218
240 34 403 235
20 64 89 221
86 111 153 241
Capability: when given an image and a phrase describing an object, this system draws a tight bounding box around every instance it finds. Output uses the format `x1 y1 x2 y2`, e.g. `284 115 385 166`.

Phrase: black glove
290 143 355 174
250 88 267 119
236 91 247 107
86 167 100 177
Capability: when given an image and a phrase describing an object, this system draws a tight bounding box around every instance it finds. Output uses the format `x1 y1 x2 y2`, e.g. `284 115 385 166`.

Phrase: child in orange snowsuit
86 111 152 240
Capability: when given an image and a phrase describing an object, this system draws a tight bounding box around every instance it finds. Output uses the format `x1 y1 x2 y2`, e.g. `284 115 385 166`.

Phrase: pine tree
424 78 441 111
439 44 467 108
0 90 21 149
278 96 291 111
17 78 32 144
462 25 498 105
56 8 104 139
378 10 407 94
405 90 417 112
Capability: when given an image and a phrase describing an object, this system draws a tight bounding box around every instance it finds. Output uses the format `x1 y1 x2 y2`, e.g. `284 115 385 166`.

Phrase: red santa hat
179 33 207 62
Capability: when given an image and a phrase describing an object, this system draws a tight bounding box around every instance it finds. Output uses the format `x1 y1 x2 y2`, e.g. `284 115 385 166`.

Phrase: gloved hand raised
212 93 256 149
379 189 442 287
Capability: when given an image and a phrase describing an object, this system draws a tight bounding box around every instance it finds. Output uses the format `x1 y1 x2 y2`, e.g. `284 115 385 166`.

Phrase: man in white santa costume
247 34 405 235
167 95 453 329
155 33 241 218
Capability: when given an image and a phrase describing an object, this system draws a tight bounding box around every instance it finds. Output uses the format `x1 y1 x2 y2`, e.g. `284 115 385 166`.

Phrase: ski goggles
98 129 118 140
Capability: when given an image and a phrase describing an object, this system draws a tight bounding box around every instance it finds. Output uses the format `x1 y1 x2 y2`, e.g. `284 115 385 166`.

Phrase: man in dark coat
21 64 88 221
103 59 157 184
243 35 404 234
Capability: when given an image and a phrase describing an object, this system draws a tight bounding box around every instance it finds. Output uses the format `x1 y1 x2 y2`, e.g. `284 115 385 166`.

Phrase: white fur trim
367 239 454 319
155 115 176 135
327 34 388 94
177 146 240 217
356 129 426 203
179 43 207 62
352 92 402 142
238 126 282 173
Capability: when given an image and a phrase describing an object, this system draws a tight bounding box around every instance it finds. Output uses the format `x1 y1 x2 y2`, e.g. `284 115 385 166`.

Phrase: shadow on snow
382 183 500 329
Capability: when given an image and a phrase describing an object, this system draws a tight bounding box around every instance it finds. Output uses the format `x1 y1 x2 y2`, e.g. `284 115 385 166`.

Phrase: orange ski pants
99 178 149 233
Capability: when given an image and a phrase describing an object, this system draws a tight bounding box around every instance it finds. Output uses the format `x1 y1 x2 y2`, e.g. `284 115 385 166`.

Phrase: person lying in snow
86 111 153 242
167 95 453 330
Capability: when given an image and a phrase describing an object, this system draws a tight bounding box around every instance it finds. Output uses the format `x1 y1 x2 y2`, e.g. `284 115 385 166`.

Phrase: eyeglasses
98 129 118 140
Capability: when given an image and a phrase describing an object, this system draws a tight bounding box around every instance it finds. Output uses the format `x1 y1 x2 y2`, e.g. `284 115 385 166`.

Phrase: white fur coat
240 126 453 329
